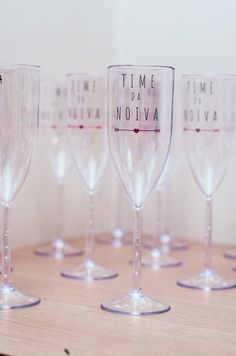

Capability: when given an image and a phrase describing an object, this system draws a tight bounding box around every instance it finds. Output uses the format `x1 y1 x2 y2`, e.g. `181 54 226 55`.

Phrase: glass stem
2 204 11 287
203 197 213 272
114 182 121 228
154 188 162 250
163 182 170 237
86 191 95 261
54 182 64 246
131 206 142 293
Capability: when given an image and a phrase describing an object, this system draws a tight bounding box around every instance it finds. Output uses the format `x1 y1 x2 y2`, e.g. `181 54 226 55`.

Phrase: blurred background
0 0 236 248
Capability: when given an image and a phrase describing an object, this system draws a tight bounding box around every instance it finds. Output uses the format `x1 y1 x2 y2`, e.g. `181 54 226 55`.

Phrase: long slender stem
113 184 126 240
114 182 121 228
2 204 11 286
54 182 64 247
131 206 142 292
86 191 95 261
153 187 162 250
162 182 170 237
203 197 213 272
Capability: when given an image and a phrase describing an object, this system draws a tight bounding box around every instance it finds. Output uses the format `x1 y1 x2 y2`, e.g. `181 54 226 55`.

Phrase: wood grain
0 238 236 356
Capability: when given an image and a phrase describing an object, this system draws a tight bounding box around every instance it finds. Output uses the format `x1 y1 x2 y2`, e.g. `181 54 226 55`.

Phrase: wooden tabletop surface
0 237 236 356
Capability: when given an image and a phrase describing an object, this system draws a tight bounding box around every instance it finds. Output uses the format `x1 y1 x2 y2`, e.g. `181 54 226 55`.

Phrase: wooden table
0 238 236 356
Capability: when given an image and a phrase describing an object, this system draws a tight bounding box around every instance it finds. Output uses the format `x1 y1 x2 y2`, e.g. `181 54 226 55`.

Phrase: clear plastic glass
34 79 82 259
178 74 236 291
61 74 117 280
0 64 40 309
101 65 174 315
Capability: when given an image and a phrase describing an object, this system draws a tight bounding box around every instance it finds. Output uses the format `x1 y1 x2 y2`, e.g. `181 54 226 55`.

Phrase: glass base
0 284 40 310
224 249 236 260
142 249 182 269
177 269 236 291
96 229 132 247
34 240 83 259
61 259 118 281
101 289 170 316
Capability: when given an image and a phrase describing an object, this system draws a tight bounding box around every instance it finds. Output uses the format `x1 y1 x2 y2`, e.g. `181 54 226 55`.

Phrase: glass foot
101 289 170 315
142 249 182 269
224 249 236 260
177 269 236 291
61 259 118 281
96 229 132 247
0 284 40 310
34 240 83 259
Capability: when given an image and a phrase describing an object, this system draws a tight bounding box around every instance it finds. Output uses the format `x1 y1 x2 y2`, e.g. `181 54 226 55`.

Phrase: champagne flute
101 65 175 315
178 74 236 290
34 79 82 258
61 74 118 280
0 64 40 309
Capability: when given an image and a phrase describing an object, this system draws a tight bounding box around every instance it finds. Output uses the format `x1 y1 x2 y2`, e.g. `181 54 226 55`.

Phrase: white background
0 0 236 247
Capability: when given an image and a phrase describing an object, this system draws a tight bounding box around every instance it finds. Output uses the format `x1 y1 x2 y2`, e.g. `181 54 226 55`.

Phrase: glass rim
0 63 40 69
108 64 175 71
